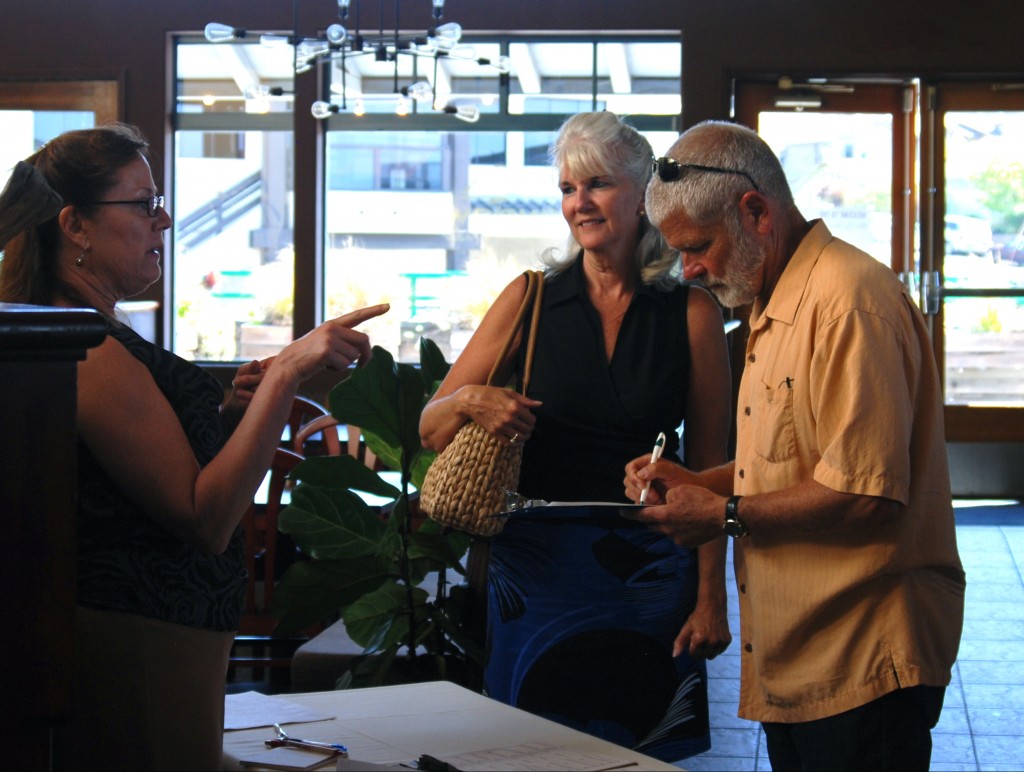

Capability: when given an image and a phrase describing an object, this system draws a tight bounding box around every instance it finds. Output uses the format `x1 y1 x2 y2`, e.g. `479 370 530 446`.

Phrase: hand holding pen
639 432 666 505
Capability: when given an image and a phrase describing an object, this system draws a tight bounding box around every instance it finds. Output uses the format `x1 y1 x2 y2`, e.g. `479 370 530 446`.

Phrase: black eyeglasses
83 195 165 218
651 157 761 193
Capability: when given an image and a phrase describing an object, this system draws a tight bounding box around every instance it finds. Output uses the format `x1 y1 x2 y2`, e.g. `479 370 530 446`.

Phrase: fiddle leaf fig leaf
329 347 403 448
278 484 387 560
290 455 400 498
269 556 392 635
343 582 431 651
419 336 451 393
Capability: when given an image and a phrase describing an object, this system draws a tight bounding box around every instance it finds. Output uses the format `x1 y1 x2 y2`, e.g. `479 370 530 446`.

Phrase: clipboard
493 502 648 528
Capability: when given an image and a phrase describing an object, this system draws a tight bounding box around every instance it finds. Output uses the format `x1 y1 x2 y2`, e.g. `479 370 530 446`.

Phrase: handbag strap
485 270 544 392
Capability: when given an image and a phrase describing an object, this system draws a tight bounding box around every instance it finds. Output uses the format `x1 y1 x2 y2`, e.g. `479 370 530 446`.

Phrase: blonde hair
542 111 679 287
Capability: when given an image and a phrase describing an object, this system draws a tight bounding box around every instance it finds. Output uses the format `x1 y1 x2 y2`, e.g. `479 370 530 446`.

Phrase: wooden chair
282 395 330 449
293 415 380 470
229 446 312 691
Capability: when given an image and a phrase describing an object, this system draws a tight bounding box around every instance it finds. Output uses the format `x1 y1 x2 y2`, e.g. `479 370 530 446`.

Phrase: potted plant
268 339 481 688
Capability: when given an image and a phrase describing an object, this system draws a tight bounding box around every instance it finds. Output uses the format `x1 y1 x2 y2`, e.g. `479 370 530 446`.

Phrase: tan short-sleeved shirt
733 221 965 723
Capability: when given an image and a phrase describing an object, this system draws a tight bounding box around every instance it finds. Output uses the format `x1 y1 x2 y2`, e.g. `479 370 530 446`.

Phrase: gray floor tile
974 734 1024 768
968 707 1024 736
958 659 1024 685
931 731 978 765
959 619 1024 641
957 638 1024 661
963 683 1024 709
962 600 1024 621
934 706 971 734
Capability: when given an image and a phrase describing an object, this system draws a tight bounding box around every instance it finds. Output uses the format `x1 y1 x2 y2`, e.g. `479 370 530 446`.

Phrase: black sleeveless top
515 258 692 503
76 322 246 631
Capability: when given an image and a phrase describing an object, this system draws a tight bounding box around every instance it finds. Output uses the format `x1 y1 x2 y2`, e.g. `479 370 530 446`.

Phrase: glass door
925 82 1024 410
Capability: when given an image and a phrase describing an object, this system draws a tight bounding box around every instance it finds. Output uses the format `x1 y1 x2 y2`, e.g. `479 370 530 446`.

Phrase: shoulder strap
485 270 544 392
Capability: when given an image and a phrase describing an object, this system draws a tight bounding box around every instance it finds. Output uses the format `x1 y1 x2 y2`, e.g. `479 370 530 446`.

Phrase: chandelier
205 0 509 122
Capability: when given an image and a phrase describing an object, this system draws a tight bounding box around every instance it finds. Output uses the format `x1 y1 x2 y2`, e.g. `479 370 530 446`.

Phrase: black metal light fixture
205 0 509 122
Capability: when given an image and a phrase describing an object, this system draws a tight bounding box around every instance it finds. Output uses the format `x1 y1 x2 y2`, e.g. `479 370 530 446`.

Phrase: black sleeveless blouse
75 323 246 631
516 258 692 503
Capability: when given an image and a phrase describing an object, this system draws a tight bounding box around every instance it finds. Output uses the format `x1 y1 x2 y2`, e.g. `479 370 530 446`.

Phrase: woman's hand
673 595 732 660
458 384 541 445
220 358 269 431
623 454 699 504
268 303 390 384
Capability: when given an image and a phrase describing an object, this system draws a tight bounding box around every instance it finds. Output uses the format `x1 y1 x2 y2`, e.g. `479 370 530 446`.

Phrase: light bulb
337 0 352 18
430 22 462 50
432 0 445 19
353 99 366 116
403 81 434 103
311 101 337 120
444 103 479 123
205 23 243 43
396 96 410 117
326 24 347 44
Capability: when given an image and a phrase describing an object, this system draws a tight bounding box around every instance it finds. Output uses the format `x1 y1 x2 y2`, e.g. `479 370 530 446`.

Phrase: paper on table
225 691 336 731
432 741 639 771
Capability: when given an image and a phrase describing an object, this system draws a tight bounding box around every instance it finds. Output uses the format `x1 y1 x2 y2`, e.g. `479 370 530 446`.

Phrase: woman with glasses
420 111 732 761
0 124 388 770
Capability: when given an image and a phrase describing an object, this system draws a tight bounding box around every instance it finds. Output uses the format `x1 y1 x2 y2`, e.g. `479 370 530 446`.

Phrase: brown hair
0 123 150 305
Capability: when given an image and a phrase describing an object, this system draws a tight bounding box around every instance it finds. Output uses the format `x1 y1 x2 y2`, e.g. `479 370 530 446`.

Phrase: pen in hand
638 432 666 505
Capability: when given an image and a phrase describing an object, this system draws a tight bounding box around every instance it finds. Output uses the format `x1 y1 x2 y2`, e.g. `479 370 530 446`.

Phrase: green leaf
406 530 469 571
328 347 403 448
268 557 391 635
410 447 436 491
343 582 431 651
278 485 388 560
290 455 400 498
419 336 451 388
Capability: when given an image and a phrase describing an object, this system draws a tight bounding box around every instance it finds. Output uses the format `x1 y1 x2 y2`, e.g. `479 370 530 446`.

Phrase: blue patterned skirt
484 507 711 761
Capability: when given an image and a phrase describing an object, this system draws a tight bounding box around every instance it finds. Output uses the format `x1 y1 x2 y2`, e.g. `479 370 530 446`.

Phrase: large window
172 35 681 363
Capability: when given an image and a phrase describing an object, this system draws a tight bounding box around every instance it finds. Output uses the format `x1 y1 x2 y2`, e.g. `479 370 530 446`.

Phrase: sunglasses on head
651 157 761 193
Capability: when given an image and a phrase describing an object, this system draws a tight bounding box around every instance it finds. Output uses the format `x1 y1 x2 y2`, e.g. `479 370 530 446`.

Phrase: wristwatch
724 495 748 538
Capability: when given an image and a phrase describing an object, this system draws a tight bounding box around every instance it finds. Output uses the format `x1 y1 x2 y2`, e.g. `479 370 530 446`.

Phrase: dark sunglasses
651 157 761 193
83 195 165 218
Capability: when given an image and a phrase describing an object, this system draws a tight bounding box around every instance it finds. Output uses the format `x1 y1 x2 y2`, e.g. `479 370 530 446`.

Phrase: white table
222 681 681 771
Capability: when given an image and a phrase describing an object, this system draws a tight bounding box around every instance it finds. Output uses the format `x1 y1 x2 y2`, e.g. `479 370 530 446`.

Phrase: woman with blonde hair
420 111 732 760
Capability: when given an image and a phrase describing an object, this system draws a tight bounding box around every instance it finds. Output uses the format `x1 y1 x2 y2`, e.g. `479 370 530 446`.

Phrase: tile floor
680 502 1024 772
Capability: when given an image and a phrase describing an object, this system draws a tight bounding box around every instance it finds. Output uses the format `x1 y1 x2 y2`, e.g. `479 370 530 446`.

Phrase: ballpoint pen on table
268 724 348 757
638 432 666 505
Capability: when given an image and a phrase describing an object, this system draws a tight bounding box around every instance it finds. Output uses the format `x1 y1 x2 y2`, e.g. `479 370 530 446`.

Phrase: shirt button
739 583 746 593
744 406 751 416
744 643 753 653
748 353 756 363
739 469 745 479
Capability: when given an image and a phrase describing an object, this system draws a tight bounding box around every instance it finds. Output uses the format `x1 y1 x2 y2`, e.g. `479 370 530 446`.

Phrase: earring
76 251 86 267
638 208 647 218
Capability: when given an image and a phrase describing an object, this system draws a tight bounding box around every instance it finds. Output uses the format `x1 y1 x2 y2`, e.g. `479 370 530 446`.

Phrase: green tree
973 162 1024 234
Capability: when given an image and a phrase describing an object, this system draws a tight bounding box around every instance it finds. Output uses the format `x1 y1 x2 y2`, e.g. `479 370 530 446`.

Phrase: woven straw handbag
419 270 544 537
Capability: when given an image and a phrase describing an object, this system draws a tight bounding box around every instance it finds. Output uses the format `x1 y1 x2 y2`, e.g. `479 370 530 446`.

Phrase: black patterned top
76 322 246 631
515 258 692 503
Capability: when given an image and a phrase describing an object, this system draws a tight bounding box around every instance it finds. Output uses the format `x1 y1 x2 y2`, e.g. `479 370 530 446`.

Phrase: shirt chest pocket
752 381 797 463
